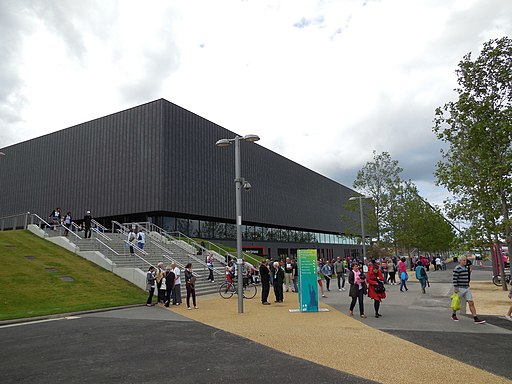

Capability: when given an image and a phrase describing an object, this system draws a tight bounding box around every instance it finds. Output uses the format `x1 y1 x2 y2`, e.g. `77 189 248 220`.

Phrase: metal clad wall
0 100 165 220
0 98 357 234
159 100 357 234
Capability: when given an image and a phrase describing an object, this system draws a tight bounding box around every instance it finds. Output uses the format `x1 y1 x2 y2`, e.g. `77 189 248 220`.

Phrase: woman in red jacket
367 261 386 318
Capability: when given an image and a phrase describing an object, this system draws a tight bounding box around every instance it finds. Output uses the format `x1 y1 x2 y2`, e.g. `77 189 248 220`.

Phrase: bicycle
219 278 257 299
492 269 511 286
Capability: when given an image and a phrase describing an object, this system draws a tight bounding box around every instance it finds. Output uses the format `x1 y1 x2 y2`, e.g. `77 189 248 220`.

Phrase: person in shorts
452 256 485 324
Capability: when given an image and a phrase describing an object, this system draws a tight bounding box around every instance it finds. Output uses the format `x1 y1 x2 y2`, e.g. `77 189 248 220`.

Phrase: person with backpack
415 261 428 294
136 228 145 250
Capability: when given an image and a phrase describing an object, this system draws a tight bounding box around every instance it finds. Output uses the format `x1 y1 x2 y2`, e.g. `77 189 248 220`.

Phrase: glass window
225 223 236 240
177 218 189 235
190 219 200 238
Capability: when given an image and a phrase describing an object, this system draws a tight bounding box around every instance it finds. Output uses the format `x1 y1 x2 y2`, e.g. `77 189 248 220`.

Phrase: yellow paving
169 295 511 384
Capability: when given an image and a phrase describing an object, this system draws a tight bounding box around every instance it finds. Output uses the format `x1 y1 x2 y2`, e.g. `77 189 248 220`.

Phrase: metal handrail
130 221 227 262
92 219 108 233
95 238 120 255
30 213 52 228
129 222 224 268
129 221 261 268
112 220 130 235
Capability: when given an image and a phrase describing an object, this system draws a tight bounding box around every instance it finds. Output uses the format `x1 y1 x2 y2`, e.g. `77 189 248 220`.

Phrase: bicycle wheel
219 282 234 299
243 283 257 299
492 275 502 287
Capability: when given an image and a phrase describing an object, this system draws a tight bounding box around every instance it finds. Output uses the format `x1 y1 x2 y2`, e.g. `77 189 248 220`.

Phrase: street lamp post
349 196 372 264
215 134 260 313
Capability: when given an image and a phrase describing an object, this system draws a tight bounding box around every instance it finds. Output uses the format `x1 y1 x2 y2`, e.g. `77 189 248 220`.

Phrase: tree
353 151 403 243
386 180 455 256
433 37 512 290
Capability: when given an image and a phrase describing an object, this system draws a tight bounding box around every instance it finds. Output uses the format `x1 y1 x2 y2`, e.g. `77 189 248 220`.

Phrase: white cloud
1 0 511 209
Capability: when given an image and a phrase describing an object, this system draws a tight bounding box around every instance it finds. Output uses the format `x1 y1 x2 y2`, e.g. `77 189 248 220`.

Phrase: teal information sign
298 249 318 312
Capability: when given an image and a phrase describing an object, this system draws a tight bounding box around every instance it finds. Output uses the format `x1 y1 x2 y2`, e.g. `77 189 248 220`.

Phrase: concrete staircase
34 224 225 297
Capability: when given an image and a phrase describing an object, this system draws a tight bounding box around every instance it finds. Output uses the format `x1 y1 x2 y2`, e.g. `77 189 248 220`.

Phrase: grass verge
0 230 146 321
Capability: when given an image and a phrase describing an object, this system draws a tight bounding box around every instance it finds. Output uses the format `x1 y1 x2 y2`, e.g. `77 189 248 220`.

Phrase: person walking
452 256 486 323
334 256 346 291
292 258 299 293
136 228 145 250
49 208 61 231
505 285 512 321
367 261 386 317
172 262 182 306
63 211 72 236
348 263 367 318
83 210 92 238
381 259 389 284
273 261 285 302
387 259 396 285
155 262 166 304
321 260 333 291
259 260 271 305
415 261 428 294
317 261 327 298
127 227 137 255
206 254 215 282
435 255 442 271
164 265 175 307
284 257 293 292
398 257 409 292
184 263 197 309
145 266 156 306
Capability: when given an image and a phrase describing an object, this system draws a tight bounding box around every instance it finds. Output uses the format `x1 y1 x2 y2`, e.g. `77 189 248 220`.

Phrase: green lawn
0 230 146 321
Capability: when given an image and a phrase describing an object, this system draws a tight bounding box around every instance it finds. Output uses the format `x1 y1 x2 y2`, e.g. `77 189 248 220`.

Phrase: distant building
0 98 362 259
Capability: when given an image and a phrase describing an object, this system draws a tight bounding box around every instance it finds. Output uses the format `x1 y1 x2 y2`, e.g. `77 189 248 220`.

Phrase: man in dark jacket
259 260 271 305
83 210 92 238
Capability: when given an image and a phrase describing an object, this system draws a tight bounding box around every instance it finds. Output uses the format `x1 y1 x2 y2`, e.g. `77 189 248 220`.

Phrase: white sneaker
505 315 512 321
321 294 327 298
338 289 342 291
341 288 346 291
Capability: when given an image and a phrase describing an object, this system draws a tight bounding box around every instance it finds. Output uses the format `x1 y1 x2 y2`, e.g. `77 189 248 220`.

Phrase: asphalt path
0 306 376 384
323 263 512 380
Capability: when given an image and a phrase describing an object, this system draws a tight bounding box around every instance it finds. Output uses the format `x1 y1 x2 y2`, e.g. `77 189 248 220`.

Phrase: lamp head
215 139 232 147
242 134 260 142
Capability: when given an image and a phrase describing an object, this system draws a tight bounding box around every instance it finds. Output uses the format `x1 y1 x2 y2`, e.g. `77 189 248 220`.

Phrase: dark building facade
0 99 362 259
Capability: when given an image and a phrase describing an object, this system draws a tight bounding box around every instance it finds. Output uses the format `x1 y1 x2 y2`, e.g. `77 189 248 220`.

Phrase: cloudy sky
1 0 511 207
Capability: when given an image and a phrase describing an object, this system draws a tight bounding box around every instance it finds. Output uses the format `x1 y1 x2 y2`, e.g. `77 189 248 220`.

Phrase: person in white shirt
435 256 442 271
137 229 146 250
127 228 136 254
172 262 182 305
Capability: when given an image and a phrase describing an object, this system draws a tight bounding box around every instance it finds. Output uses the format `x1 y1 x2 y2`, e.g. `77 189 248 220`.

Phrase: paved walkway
1 263 510 383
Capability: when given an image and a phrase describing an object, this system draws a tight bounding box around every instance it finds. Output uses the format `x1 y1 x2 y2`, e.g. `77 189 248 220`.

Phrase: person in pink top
348 263 367 318
398 257 409 292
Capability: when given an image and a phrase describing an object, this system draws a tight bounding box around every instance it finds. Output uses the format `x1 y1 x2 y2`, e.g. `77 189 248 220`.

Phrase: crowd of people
146 250 511 324
146 261 199 310
48 207 93 238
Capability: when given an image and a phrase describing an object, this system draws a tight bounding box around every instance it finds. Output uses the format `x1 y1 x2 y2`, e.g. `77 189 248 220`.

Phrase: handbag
375 281 386 293
401 271 408 281
450 292 461 311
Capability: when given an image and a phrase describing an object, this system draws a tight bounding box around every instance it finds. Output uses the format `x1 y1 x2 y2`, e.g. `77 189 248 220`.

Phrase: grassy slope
0 230 146 321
